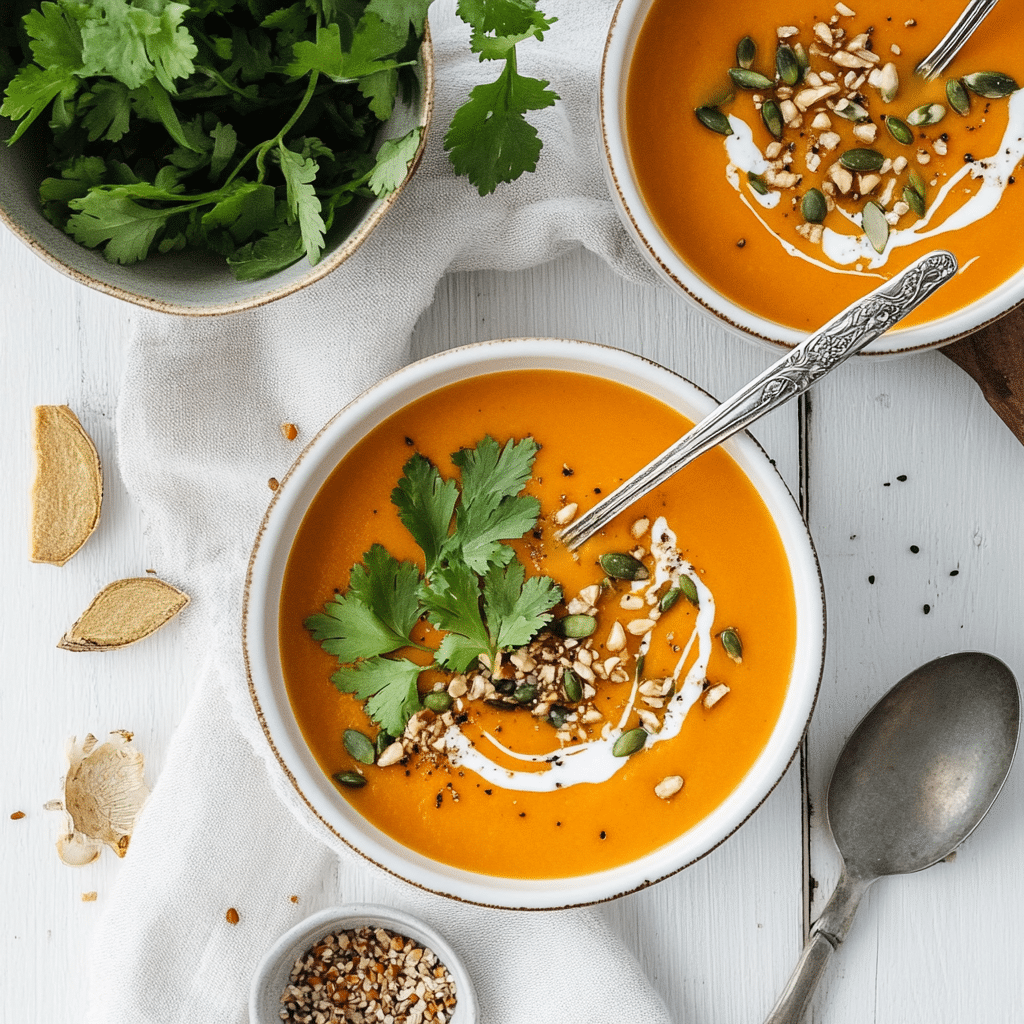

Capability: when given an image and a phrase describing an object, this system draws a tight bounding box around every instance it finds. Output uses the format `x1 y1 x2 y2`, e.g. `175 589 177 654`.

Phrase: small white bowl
242 338 826 908
599 0 1024 355
249 904 479 1024
0 32 432 317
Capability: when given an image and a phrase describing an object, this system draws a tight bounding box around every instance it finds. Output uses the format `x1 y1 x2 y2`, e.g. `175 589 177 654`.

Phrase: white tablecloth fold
90 2 668 1022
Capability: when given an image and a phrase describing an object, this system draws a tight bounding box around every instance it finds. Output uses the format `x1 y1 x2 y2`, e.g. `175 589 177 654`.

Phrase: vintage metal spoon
558 250 957 550
916 0 1001 80
763 651 1019 1024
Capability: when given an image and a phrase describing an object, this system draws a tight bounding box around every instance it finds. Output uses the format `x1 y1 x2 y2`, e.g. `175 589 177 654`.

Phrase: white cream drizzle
442 517 714 792
723 89 1024 275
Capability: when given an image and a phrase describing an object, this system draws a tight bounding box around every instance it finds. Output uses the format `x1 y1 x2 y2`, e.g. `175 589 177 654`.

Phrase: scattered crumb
280 423 298 441
81 891 98 902
268 477 279 491
10 811 26 820
226 907 240 925
289 895 299 904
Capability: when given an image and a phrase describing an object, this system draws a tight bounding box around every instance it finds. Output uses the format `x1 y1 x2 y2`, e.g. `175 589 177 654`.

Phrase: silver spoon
916 0 1001 81
558 250 958 551
763 651 1020 1023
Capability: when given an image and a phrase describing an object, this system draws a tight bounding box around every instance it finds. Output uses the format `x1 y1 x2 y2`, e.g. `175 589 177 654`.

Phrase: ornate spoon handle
558 250 958 551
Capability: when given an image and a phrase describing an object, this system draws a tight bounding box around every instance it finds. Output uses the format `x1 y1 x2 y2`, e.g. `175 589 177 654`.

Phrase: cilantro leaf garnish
307 435 561 737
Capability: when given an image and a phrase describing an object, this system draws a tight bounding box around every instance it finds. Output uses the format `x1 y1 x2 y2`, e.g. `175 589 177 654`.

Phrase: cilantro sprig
305 435 562 737
1 0 560 272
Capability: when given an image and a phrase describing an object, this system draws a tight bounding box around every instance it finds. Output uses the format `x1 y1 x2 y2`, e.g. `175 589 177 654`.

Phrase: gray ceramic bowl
0 26 433 317
249 904 479 1024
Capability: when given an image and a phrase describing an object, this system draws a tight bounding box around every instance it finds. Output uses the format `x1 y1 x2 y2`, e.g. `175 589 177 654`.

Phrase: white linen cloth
90 2 669 1022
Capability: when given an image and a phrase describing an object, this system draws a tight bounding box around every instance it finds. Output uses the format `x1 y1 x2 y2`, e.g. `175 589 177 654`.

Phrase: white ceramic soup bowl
243 338 825 909
600 0 1024 355
0 16 432 317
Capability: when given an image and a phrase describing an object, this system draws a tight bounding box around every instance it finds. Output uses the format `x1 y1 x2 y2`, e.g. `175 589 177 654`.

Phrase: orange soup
626 0 1024 332
279 370 797 878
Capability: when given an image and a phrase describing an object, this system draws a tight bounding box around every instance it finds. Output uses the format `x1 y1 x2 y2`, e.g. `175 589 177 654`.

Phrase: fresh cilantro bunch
0 0 560 275
305 436 562 738
0 0 431 278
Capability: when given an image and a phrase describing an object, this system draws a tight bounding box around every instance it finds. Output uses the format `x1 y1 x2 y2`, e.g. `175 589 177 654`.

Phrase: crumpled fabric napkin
87 2 672 1023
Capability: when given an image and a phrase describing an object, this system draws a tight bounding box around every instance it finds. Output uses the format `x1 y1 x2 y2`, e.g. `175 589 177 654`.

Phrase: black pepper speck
910 545 919 553
868 575 876 584
923 604 931 614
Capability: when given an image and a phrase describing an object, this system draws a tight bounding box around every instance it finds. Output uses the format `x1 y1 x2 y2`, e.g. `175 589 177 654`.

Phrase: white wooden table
3 221 1023 1023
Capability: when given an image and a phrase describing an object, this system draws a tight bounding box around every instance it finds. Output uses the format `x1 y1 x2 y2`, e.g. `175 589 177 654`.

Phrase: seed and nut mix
279 926 457 1024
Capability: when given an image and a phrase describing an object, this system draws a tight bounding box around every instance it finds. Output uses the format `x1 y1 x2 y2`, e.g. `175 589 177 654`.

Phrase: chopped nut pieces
47 731 148 865
655 776 684 800
30 405 102 567
58 576 189 652
279 926 457 1024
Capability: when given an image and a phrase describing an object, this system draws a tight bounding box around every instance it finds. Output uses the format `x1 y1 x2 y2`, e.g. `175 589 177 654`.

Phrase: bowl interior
243 338 825 908
599 0 1024 355
0 27 433 317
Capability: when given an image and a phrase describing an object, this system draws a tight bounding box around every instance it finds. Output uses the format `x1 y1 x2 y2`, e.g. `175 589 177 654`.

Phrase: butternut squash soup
279 370 797 879
625 0 1024 332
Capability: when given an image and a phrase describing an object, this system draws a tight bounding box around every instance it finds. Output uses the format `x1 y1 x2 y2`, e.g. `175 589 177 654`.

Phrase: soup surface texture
279 370 797 878
626 0 1024 332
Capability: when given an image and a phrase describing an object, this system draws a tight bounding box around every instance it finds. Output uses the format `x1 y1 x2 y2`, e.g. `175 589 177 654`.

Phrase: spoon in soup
557 249 957 551
762 651 1019 1023
915 0 1001 80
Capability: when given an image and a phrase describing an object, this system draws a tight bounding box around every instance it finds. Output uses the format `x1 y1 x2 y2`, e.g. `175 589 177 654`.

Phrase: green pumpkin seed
563 667 583 702
695 106 733 136
793 42 810 73
801 187 827 223
423 691 453 713
747 171 770 196
635 653 646 681
548 705 570 729
832 99 869 122
736 35 756 69
719 627 743 664
962 71 1020 99
343 728 375 765
904 184 926 217
883 115 914 145
907 169 927 198
946 78 970 116
612 727 648 757
679 576 699 606
728 67 774 90
333 771 367 788
659 587 681 612
761 99 784 140
514 683 537 704
906 103 946 127
840 148 885 172
375 730 393 756
599 552 650 581
495 678 516 695
776 44 800 86
554 613 597 638
862 200 889 254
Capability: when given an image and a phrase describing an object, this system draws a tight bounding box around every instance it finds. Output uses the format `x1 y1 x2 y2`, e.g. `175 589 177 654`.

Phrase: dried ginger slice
47 731 149 864
58 577 189 652
30 405 103 566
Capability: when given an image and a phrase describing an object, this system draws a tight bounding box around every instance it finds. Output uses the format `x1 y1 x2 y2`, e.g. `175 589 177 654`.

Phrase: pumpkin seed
883 115 914 145
728 67 774 90
659 587 681 612
695 106 733 136
793 42 810 73
862 200 889 254
907 169 927 198
776 44 800 86
495 679 516 695
736 35 756 69
946 78 970 115
375 730 393 756
679 576 699 606
599 552 650 581
423 691 453 713
563 667 583 702
343 729 375 765
840 148 885 171
801 187 827 223
761 99 784 140
832 99 869 122
548 705 570 729
612 727 648 757
333 771 367 788
904 184 926 217
514 683 537 704
747 171 770 195
635 653 646 681
554 613 597 638
906 103 946 127
962 71 1020 99
719 627 743 663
